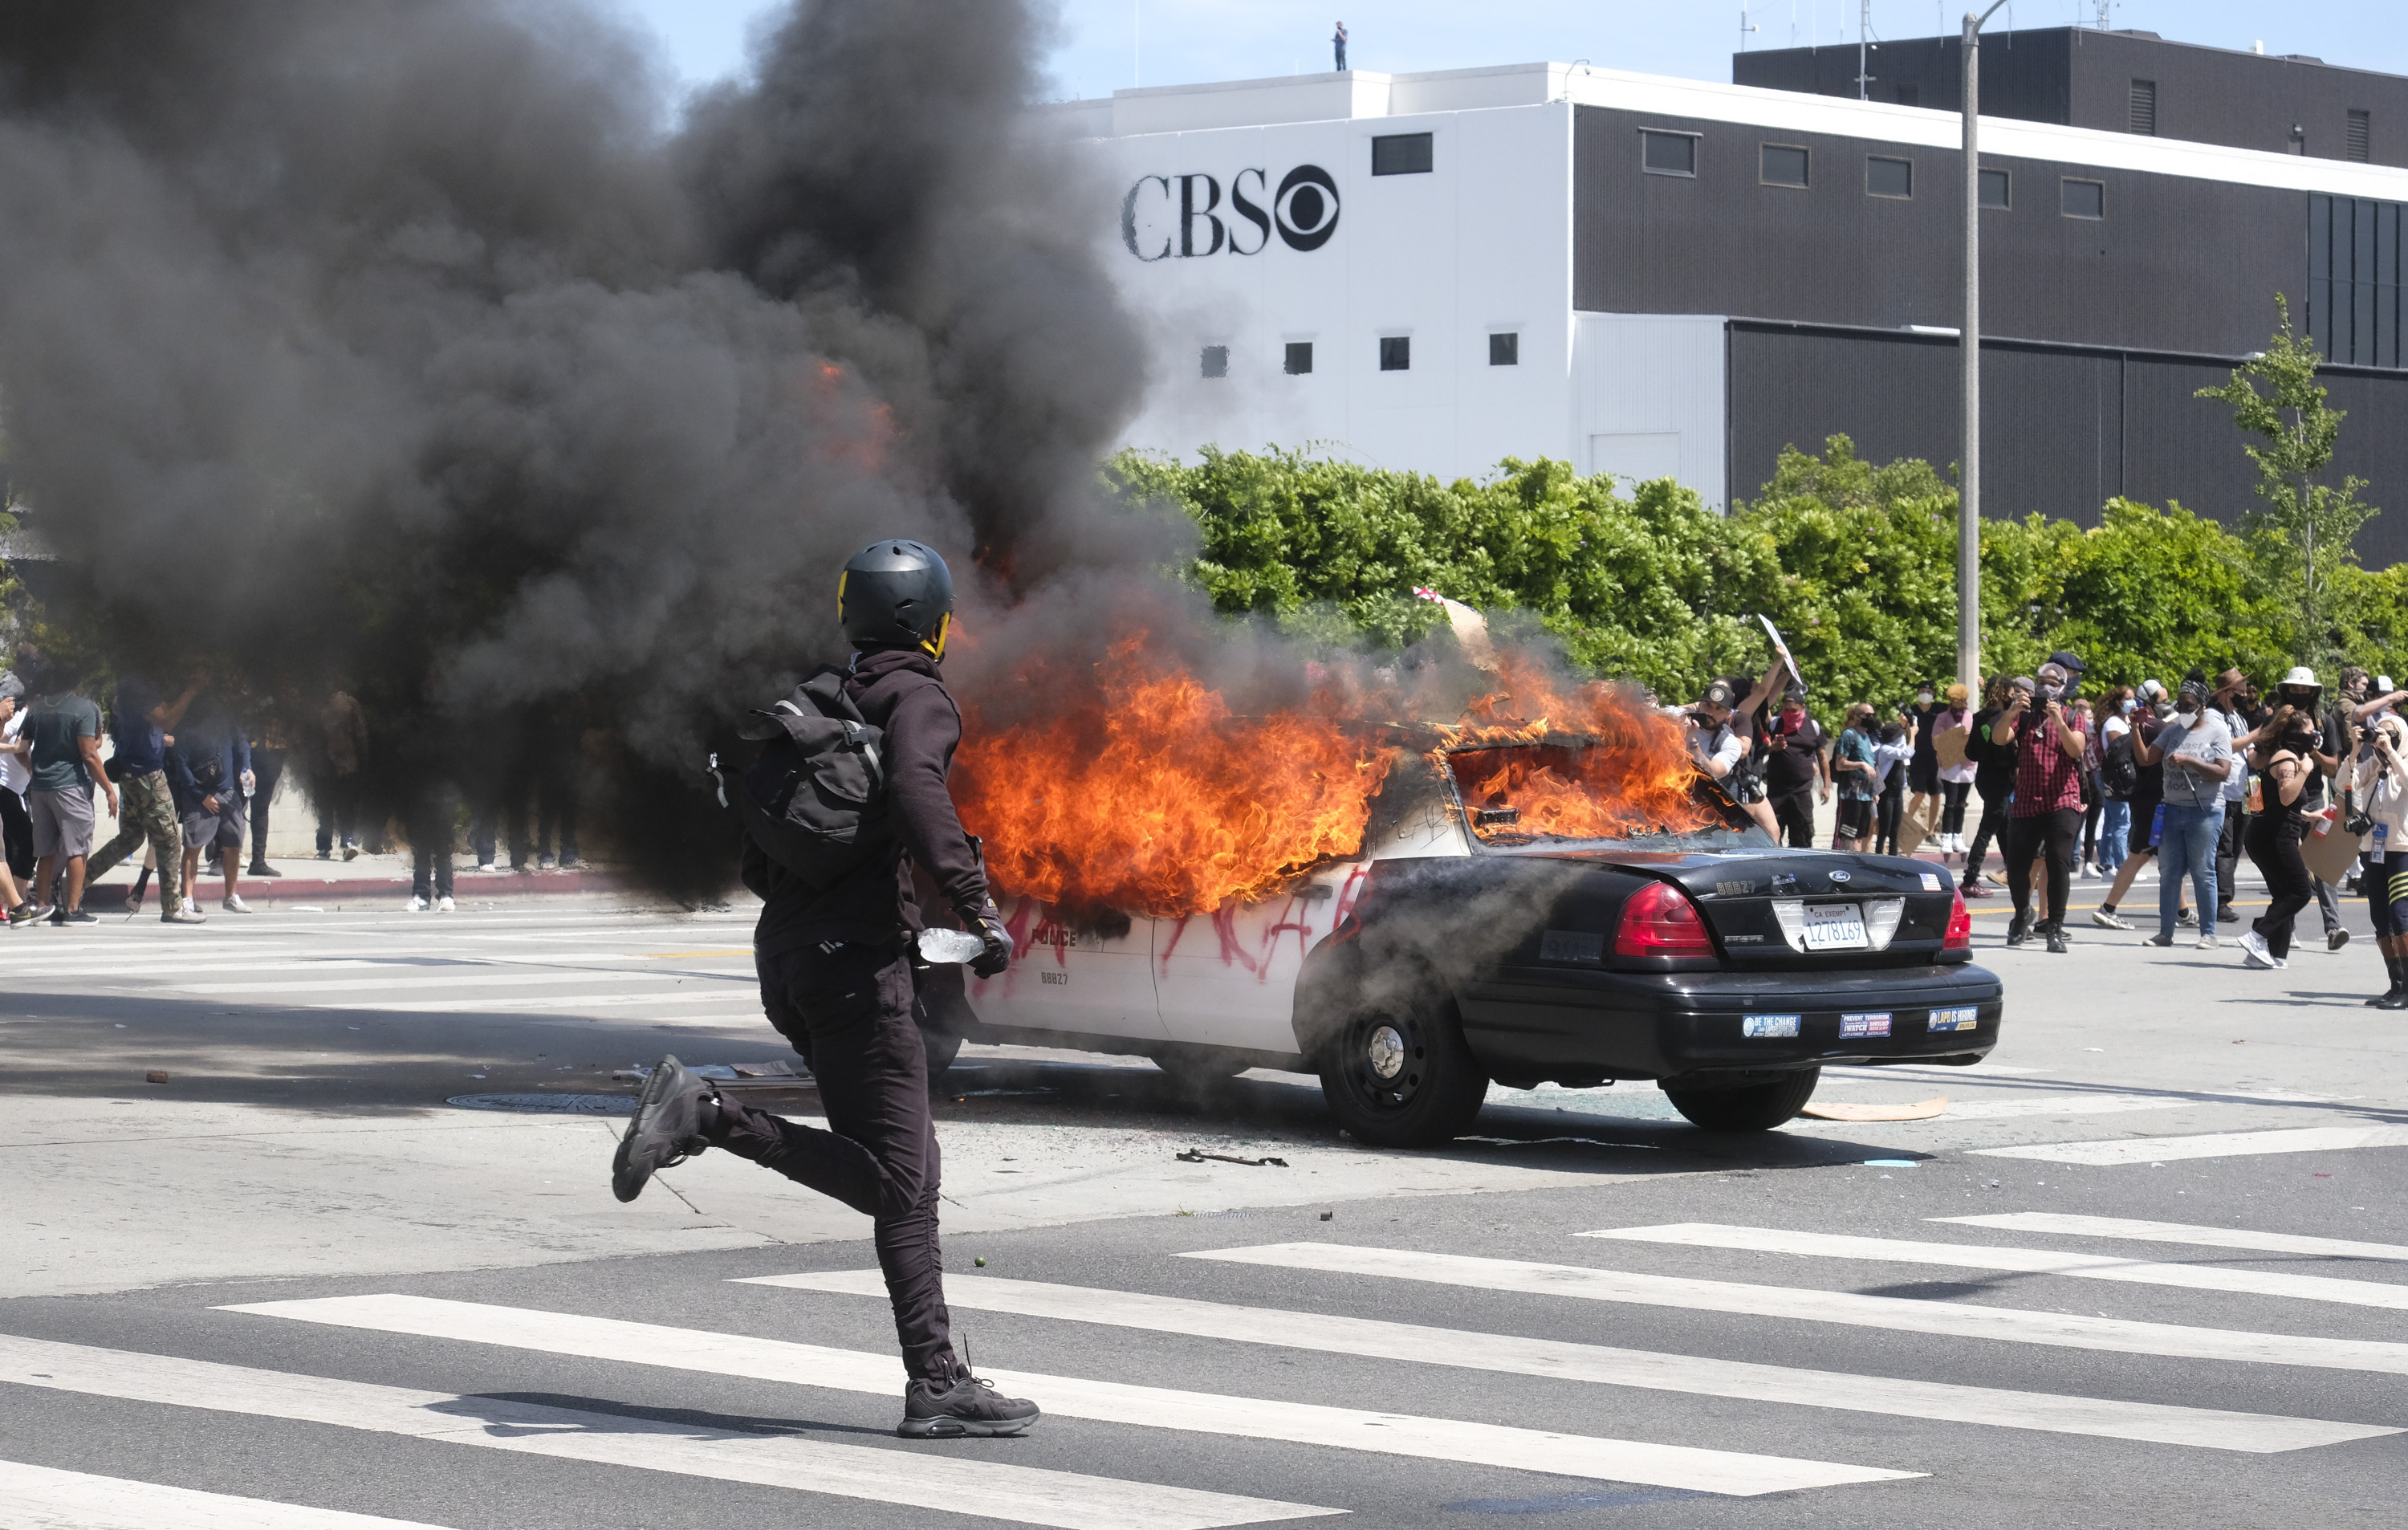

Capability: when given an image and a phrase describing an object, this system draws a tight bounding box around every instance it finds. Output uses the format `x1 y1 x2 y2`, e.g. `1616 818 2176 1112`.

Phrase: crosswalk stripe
1930 1095 2199 1121
741 1269 2392 1453
1183 1243 2408 1376
0 1333 1335 1530
1971 1125 2408 1165
0 1458 461 1529
1935 1214 2408 1263
221 1293 1918 1495
1580 1224 2408 1312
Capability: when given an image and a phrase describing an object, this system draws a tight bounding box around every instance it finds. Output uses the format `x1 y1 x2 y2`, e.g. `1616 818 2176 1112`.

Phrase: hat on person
2046 649 2087 675
1945 682 1968 702
2280 665 2321 691
2138 678 2167 701
2381 675 2397 693
2178 678 2211 708
2215 668 2249 691
0 672 21 702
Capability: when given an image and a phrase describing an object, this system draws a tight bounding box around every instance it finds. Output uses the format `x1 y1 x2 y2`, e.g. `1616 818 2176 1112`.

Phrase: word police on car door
1121 165 1339 260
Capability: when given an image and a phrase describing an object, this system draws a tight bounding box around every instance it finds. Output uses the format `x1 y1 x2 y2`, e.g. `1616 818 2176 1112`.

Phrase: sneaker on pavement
2006 914 2031 947
407 895 429 912
898 1361 1040 1440
2090 908 2131 930
250 862 283 877
2217 905 2240 924
342 844 360 861
2044 926 2068 954
539 854 558 871
2239 929 2275 968
2146 931 2176 946
2329 927 2352 951
1963 881 1995 898
2177 906 2197 926
476 861 497 873
612 1055 717 1203
435 895 455 913
222 895 252 914
315 849 333 861
160 908 205 925
51 908 98 926
2196 932 2219 950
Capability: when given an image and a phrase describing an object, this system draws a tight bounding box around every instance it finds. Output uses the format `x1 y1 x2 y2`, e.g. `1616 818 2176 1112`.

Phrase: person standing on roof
1332 19 1347 70
612 539 1035 1442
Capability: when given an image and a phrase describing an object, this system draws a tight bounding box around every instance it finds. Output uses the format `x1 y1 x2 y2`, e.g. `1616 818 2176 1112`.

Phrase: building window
1379 336 1411 371
1867 156 1912 198
2129 79 2157 136
1489 332 1519 366
1759 144 1809 188
2061 177 2105 219
1283 341 1313 376
1979 167 2011 208
1371 132 1434 176
1641 129 1697 177
1200 345 1229 379
2349 110 2372 163
2307 193 2402 368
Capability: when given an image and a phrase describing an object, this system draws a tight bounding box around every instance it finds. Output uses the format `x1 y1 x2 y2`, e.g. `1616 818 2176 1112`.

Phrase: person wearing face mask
1906 682 1944 836
1959 675 2020 896
1932 682 1975 857
2132 678 2233 950
2210 669 2260 925
2093 686 2137 882
2093 679 2194 931
1994 653 2091 953
2351 711 2408 1007
2252 666 2351 951
2328 667 2372 898
1758 684 1827 850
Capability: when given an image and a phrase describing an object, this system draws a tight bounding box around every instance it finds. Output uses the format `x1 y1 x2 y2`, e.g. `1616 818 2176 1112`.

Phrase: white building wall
1570 313 1729 509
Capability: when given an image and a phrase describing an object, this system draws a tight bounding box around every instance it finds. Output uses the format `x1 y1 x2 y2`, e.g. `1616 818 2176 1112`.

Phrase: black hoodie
746 645 991 955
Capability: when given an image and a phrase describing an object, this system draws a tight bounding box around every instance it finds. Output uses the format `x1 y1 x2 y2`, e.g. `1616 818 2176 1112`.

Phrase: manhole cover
448 1093 636 1115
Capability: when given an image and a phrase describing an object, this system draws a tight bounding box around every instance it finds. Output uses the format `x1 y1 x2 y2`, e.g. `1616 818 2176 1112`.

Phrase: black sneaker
2044 926 2068 954
900 1361 1040 1439
2005 914 2030 947
611 1055 715 1203
51 908 97 926
2146 932 2176 946
250 862 283 877
2218 905 2240 925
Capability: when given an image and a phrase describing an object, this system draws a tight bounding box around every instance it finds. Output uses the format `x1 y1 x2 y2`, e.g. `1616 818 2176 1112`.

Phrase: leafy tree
2196 295 2380 667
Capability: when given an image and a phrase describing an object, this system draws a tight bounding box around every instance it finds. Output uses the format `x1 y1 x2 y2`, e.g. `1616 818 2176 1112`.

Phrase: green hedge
1107 437 2405 722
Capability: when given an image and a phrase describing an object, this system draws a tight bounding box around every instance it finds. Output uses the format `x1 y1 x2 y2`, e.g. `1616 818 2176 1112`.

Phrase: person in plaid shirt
1991 653 2091 953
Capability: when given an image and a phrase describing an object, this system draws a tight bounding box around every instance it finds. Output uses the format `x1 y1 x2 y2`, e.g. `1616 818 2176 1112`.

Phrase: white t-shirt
0 710 26 795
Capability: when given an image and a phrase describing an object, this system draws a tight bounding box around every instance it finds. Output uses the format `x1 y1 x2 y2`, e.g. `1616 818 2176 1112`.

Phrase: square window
1979 167 2011 209
1489 332 1519 366
1759 144 1808 187
1641 129 1696 177
1371 132 1434 176
1283 341 1313 376
1379 336 1411 371
1867 156 1912 198
1200 344 1229 379
2061 177 2105 219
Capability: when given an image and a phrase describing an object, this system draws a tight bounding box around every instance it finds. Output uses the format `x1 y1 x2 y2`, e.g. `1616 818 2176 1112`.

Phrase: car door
1153 864 1365 1054
967 893 1166 1043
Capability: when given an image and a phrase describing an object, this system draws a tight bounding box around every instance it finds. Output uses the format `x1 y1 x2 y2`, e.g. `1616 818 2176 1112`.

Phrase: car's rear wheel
1316 989 1489 1148
1664 1068 1820 1131
1153 1047 1251 1088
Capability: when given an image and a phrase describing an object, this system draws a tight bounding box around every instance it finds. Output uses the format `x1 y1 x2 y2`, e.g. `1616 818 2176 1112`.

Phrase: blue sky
614 2 2406 106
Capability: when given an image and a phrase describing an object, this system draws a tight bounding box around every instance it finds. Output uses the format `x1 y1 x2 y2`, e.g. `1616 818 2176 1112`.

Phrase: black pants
2215 803 2245 912
1876 783 1904 855
710 938 955 1382
1964 783 2011 879
2247 814 2314 961
0 785 31 881
248 747 284 867
2005 807 2082 930
408 787 456 901
2081 771 2102 861
1769 788 1816 849
315 772 360 853
1939 780 1971 836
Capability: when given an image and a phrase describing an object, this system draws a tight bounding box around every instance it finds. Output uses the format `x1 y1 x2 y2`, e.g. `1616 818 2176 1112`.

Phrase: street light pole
1958 1 2010 692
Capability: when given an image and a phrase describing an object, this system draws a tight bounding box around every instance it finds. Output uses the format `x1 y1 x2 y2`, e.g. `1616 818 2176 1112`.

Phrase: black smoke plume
0 0 1162 899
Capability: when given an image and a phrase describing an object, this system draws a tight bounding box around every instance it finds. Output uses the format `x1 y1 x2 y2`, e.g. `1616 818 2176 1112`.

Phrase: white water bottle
917 926 987 964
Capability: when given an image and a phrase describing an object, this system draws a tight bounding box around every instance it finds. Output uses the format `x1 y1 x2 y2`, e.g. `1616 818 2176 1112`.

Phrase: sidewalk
78 852 621 912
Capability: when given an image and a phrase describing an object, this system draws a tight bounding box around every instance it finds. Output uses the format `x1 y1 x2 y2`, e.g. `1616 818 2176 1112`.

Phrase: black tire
1664 1068 1820 1131
1316 988 1489 1148
1153 1047 1251 1088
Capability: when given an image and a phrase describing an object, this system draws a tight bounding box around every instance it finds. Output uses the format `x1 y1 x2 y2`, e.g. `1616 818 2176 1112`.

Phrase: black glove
957 895 1012 979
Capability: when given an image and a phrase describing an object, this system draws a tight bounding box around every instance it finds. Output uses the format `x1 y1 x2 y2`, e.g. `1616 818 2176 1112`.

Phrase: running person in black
612 539 1034 1439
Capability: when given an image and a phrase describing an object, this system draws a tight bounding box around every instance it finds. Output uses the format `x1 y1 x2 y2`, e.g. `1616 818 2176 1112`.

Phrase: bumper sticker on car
1838 1011 1893 1038
1743 1013 1802 1039
1920 873 1942 890
1927 1007 1980 1032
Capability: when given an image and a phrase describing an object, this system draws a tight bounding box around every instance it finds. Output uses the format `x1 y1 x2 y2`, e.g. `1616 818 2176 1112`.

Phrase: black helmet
839 539 955 660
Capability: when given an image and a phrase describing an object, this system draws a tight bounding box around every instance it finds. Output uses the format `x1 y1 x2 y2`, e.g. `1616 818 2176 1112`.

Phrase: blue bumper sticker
1839 1011 1893 1038
1743 1013 1802 1039
1927 1007 1980 1032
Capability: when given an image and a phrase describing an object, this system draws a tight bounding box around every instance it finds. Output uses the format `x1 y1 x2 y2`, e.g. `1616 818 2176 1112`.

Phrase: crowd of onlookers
0 657 583 925
1682 653 2408 1003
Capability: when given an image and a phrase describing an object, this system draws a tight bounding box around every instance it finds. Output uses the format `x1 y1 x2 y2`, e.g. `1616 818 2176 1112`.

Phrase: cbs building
1047 28 2408 562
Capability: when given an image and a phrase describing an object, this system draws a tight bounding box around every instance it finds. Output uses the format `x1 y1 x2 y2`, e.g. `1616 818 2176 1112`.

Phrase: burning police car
946 726 2000 1149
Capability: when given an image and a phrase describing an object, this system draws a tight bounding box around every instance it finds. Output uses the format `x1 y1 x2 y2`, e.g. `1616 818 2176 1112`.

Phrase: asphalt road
2 887 2402 1528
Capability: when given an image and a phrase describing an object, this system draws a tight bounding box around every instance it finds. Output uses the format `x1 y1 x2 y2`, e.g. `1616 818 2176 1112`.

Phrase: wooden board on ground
1800 1097 1948 1122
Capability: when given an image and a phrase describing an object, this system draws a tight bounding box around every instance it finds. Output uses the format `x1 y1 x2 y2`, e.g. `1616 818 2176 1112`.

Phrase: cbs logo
1121 165 1340 260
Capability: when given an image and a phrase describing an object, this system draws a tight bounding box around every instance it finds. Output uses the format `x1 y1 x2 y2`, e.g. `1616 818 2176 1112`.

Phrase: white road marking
179 966 749 996
1185 1243 2408 1375
1933 1095 2199 1120
222 1293 1918 1496
18 950 750 983
307 987 761 1014
744 1269 2391 1453
0 1333 1334 1530
1971 1125 2408 1165
0 1458 461 1529
1935 1214 2408 1263
1580 1224 2408 1312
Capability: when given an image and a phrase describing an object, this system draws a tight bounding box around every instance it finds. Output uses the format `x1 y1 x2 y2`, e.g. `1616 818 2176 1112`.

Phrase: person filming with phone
1993 653 2091 953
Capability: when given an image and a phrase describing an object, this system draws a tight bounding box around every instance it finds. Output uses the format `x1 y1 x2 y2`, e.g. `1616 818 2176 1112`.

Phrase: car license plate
1801 902 1869 950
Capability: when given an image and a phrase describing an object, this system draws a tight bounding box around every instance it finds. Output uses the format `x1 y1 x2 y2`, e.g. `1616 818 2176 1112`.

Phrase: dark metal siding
1573 104 2302 356
1727 322 2408 566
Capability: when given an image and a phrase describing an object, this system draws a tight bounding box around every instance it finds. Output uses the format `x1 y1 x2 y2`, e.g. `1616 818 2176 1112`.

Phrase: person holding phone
1993 654 2090 953
2353 713 2408 1007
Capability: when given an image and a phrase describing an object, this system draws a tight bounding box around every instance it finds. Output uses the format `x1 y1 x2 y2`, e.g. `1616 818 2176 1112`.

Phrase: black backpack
2100 727 2138 800
725 669 893 890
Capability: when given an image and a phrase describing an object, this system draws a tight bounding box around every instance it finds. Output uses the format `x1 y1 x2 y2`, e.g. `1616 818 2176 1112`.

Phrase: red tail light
1614 880 1714 958
1942 886 1972 950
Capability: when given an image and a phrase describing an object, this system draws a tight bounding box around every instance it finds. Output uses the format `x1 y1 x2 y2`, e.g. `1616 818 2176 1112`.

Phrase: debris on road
1177 1149 1289 1167
1801 1097 1947 1122
144 1070 169 1084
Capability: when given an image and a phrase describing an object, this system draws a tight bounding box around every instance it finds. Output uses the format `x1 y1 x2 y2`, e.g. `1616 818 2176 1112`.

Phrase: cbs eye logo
1121 165 1340 260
